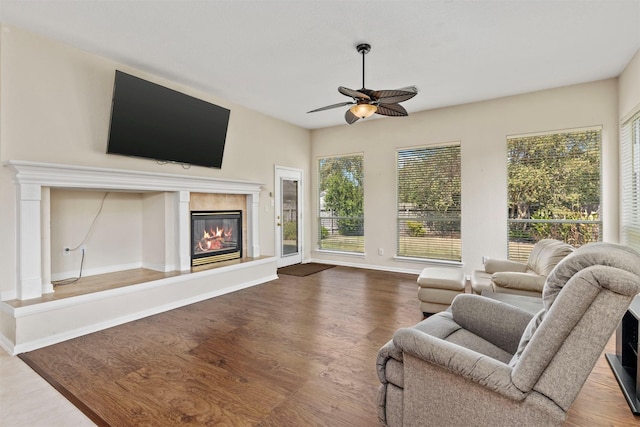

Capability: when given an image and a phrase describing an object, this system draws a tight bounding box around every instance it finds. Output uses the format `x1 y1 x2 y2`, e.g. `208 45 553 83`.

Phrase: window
621 111 640 252
318 154 364 253
507 128 602 261
397 144 461 261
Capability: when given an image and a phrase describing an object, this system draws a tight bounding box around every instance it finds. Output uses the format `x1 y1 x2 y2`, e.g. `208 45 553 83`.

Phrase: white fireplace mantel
6 161 264 300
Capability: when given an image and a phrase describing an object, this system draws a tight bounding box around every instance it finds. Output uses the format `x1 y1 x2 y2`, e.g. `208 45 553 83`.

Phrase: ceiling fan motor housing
356 43 371 55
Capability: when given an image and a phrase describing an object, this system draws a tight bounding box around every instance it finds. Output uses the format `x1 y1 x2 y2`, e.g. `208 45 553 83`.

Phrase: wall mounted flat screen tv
107 70 230 168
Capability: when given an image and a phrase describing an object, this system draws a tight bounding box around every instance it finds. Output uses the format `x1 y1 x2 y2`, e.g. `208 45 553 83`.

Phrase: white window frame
396 142 462 263
506 126 602 261
317 153 365 254
621 109 640 252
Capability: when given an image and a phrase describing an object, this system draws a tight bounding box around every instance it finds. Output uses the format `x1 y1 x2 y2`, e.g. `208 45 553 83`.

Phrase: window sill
314 249 365 258
393 256 463 267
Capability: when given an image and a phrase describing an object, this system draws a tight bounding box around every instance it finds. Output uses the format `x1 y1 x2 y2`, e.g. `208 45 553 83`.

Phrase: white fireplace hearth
1 161 277 354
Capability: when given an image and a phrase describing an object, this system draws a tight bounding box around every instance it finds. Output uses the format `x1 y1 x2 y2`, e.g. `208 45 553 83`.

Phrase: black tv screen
107 70 230 168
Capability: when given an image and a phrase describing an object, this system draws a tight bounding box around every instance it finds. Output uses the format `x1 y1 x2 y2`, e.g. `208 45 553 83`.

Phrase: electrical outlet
63 247 71 256
378 248 384 256
80 245 87 253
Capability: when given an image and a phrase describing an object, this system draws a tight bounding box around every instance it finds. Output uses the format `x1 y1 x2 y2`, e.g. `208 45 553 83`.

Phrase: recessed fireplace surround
6 160 264 300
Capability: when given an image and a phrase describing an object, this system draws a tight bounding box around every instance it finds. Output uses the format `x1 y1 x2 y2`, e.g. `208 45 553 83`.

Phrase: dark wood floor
19 267 640 426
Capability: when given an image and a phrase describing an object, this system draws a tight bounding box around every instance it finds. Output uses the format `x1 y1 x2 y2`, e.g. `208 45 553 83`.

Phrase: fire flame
196 226 233 253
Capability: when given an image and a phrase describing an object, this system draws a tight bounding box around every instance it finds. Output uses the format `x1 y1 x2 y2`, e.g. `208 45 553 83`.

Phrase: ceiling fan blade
338 86 371 100
307 101 354 113
345 108 360 125
396 85 418 93
376 103 408 117
371 88 418 104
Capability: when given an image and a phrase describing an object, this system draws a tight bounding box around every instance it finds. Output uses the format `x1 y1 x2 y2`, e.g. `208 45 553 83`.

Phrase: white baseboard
308 257 423 275
0 334 15 355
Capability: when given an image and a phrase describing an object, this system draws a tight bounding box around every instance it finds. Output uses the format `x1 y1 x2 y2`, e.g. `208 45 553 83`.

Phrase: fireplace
191 210 242 266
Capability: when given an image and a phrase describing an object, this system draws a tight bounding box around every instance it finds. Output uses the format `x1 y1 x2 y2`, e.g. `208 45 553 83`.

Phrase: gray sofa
377 242 640 426
471 238 574 297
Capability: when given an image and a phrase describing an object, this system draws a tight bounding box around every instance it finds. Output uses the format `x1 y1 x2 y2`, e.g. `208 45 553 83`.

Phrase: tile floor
0 348 94 426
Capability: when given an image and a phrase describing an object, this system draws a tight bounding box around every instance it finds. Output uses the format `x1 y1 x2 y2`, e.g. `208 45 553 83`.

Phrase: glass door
275 167 303 267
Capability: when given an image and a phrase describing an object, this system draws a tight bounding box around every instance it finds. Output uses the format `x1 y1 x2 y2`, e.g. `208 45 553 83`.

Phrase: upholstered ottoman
417 267 465 315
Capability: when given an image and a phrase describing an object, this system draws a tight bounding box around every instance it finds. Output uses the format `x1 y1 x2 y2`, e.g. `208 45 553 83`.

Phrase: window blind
506 129 601 261
397 144 461 261
621 111 640 252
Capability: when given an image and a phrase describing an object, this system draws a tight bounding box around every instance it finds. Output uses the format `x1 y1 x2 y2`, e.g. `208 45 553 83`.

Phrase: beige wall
50 190 144 279
0 25 311 299
311 79 620 275
619 48 640 121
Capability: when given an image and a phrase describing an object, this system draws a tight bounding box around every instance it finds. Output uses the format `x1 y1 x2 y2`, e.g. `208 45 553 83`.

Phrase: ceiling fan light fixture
350 102 377 119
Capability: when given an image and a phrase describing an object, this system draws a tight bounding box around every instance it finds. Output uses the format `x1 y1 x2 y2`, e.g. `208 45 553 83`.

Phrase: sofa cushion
470 270 493 294
484 258 527 274
452 294 533 355
491 271 546 292
527 239 574 277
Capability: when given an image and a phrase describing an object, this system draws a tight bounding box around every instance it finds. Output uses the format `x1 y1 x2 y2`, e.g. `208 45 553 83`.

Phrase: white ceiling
1 0 639 130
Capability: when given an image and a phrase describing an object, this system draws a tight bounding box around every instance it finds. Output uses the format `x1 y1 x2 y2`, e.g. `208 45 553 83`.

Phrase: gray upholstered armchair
377 242 640 426
471 238 574 296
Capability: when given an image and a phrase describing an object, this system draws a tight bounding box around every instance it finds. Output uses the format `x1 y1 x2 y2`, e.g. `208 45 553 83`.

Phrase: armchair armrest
492 272 546 292
393 327 526 400
376 338 403 384
484 258 528 274
451 294 534 354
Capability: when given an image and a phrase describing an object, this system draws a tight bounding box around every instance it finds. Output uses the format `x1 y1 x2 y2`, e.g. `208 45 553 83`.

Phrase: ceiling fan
307 43 418 125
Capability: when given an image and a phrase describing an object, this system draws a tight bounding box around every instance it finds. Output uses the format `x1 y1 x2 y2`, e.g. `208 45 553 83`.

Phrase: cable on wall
53 192 110 287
